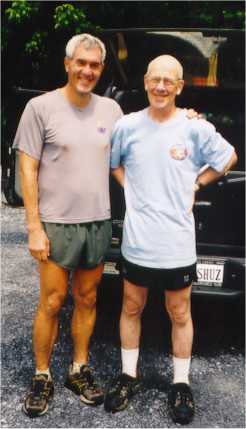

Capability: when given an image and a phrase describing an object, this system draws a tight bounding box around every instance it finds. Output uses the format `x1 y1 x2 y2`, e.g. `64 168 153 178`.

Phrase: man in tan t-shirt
13 33 122 418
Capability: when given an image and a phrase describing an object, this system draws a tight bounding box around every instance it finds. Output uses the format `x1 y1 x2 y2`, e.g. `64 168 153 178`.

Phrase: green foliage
5 0 39 24
222 8 245 23
25 31 48 58
54 3 91 33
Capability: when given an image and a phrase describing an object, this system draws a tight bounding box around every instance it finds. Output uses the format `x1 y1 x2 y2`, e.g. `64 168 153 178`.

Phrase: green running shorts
42 220 112 271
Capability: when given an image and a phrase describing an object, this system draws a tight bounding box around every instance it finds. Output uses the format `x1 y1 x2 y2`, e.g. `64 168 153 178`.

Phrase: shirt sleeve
196 120 235 173
110 118 126 169
12 100 44 160
116 104 124 121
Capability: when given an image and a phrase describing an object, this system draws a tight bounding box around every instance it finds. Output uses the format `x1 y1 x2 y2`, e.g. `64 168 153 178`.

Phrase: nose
156 80 166 90
81 64 93 77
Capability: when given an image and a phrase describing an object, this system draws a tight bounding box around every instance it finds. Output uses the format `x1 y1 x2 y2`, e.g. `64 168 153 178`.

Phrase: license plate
195 260 225 287
103 262 120 275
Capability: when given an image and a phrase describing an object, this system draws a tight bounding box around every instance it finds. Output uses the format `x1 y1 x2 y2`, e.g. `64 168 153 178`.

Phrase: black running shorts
121 256 197 290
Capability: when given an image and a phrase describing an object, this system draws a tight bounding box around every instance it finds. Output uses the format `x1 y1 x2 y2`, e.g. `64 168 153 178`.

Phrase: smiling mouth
154 94 168 99
78 79 94 84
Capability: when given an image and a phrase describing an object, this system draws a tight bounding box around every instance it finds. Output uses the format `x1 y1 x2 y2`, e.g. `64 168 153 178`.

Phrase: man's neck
148 105 178 123
61 84 91 108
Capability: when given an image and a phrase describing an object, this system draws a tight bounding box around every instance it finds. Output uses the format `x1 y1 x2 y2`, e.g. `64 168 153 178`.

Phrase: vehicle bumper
103 247 245 299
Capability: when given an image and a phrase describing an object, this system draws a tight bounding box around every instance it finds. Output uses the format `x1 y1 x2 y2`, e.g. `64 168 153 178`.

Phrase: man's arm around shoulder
111 166 125 188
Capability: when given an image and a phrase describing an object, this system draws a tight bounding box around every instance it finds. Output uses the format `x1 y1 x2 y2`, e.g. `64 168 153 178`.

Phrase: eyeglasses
148 77 180 88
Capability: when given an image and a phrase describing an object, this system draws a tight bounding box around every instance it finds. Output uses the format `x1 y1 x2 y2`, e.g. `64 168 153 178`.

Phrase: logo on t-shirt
97 121 106 134
170 143 188 160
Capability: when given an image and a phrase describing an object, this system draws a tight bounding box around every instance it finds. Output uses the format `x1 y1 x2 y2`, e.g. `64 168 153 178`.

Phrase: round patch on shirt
170 143 188 160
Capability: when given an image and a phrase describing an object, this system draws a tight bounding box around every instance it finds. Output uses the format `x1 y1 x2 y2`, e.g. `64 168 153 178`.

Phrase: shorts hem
121 256 197 290
48 256 105 271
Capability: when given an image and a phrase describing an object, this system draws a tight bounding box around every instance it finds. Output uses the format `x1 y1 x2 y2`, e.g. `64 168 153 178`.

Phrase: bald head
146 55 183 80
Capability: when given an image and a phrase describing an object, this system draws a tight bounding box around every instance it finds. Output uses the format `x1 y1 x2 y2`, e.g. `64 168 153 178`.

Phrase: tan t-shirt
13 89 123 223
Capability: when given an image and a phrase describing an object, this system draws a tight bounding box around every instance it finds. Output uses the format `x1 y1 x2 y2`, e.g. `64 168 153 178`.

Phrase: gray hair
65 33 106 63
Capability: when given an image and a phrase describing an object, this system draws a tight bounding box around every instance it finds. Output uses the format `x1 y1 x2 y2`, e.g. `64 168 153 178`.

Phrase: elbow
228 150 238 171
223 150 238 174
232 151 238 167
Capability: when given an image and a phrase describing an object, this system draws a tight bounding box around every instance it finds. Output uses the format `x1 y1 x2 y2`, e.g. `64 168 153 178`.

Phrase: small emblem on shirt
170 144 188 160
184 274 190 283
97 121 106 133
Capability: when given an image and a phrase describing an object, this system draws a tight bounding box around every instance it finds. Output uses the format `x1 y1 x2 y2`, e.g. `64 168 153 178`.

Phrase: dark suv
2 28 245 299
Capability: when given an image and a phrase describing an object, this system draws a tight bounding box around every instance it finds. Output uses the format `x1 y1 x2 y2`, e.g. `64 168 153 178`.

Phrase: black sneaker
104 373 140 413
64 364 104 405
22 374 54 418
168 382 195 425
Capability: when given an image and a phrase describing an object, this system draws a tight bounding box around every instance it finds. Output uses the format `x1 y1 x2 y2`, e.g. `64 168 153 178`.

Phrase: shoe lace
175 390 194 409
73 367 98 392
114 375 132 395
32 376 49 398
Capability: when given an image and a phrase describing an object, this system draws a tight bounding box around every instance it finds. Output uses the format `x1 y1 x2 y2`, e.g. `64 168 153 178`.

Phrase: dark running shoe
104 373 140 413
64 364 104 405
22 374 54 418
168 382 195 425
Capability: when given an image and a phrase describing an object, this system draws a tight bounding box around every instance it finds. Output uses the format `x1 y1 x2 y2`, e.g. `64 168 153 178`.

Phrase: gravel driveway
1 204 245 428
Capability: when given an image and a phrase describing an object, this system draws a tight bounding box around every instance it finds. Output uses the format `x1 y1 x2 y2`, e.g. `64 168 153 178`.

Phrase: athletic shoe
22 374 54 418
168 382 195 424
64 364 104 405
104 373 141 413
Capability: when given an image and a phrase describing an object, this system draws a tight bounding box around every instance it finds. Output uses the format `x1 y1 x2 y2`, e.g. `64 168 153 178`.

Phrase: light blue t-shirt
110 108 234 269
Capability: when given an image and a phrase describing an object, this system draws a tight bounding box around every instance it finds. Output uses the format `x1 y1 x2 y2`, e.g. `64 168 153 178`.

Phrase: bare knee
122 295 146 318
73 287 97 310
166 302 191 325
39 292 66 317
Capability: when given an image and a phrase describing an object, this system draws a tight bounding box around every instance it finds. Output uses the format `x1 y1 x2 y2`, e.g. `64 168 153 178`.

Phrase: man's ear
144 74 148 91
176 79 184 95
64 57 69 73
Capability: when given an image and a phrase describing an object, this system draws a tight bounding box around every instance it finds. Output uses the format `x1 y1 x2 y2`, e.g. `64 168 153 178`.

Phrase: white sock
70 361 85 374
173 356 191 385
121 347 139 378
35 368 52 380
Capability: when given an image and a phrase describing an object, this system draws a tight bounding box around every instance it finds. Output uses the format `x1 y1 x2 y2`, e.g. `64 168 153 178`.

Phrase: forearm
19 152 50 261
111 166 125 187
196 151 238 189
19 153 42 232
195 167 223 189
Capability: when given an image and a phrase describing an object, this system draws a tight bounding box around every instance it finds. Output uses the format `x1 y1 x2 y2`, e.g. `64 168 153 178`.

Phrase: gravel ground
1 204 245 428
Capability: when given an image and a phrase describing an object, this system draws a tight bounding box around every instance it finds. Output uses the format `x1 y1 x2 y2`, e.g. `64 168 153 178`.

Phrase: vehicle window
110 30 244 89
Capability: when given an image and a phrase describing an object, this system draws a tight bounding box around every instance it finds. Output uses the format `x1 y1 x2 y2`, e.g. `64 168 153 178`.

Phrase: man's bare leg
120 280 148 376
165 285 194 424
33 259 69 371
71 263 104 364
120 280 148 349
165 284 193 384
165 285 193 359
104 280 148 413
65 264 105 406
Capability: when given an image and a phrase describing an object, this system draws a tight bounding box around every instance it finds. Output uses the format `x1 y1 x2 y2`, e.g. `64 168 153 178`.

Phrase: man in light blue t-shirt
104 55 237 424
